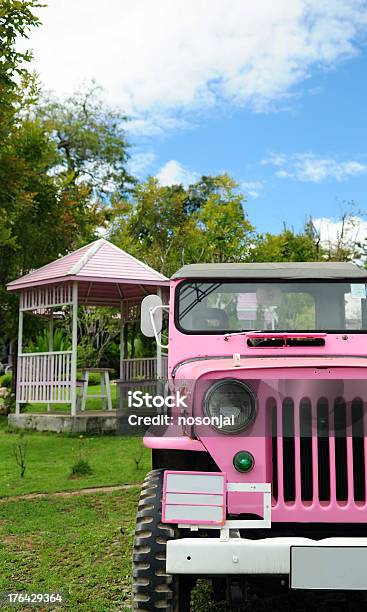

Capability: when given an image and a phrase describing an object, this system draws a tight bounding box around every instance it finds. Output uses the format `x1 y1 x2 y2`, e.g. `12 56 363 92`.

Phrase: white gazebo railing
18 351 72 403
121 356 168 382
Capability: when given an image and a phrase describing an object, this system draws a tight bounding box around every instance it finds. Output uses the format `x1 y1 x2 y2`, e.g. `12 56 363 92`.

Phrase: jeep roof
171 261 367 280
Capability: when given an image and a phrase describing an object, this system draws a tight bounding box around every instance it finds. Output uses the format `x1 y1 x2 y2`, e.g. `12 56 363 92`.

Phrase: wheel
132 469 192 611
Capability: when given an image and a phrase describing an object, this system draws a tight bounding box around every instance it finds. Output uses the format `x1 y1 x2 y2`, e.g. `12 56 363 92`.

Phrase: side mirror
141 294 163 337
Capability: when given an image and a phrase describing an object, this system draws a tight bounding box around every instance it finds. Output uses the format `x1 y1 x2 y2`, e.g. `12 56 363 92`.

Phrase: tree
194 174 254 263
110 177 201 275
0 0 41 133
0 5 133 349
76 307 120 368
36 84 135 204
0 1 46 342
251 220 323 263
313 207 365 262
110 174 254 276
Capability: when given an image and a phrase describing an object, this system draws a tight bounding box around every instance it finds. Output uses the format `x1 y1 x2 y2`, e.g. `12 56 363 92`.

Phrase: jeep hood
172 355 367 381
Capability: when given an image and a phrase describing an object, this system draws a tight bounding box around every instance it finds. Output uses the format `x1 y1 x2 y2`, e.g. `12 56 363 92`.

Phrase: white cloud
313 216 367 257
156 160 198 186
262 153 288 167
242 181 264 198
264 153 367 182
25 0 367 125
128 150 156 176
125 113 194 137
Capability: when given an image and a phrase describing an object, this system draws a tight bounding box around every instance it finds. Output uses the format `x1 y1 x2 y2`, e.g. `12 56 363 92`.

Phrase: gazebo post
47 313 54 413
119 302 124 411
156 287 162 380
70 281 78 417
15 305 23 416
120 303 125 382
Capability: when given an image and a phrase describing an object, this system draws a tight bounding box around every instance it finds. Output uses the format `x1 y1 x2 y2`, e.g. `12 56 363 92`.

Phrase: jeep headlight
204 380 257 434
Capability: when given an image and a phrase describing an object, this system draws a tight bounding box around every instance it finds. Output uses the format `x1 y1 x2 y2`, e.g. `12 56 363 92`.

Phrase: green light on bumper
233 451 255 473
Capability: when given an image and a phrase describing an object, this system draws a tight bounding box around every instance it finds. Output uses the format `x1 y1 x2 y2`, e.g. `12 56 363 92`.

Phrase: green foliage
110 173 254 276
24 328 71 353
0 0 41 129
85 372 101 386
72 307 120 367
36 83 134 202
70 438 93 478
70 458 93 477
0 15 132 347
251 220 322 263
2 392 16 415
250 214 362 264
195 175 254 263
0 372 12 388
13 432 28 478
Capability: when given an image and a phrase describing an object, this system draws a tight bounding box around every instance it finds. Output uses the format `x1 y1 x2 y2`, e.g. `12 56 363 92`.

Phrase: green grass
1 421 360 610
0 416 149 497
0 489 139 611
1 491 362 612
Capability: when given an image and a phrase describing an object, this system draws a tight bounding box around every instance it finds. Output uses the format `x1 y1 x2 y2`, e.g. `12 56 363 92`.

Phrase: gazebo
7 239 169 421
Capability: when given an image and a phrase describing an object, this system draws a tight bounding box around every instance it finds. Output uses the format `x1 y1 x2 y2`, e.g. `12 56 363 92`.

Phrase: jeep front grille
270 389 367 521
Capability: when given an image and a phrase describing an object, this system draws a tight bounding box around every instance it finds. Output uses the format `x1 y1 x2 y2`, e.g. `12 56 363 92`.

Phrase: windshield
176 281 367 333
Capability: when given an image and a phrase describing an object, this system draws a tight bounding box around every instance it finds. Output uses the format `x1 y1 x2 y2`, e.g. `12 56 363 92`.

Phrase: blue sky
26 1 367 237
133 52 367 234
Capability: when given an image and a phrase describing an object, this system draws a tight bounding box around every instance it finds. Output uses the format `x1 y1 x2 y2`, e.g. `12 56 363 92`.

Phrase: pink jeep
133 262 367 610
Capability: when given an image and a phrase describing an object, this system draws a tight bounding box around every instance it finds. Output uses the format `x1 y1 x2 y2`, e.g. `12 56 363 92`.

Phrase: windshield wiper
224 330 263 340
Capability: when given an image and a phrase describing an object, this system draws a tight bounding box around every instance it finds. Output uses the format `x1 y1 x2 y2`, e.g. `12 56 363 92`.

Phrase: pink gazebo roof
7 239 169 305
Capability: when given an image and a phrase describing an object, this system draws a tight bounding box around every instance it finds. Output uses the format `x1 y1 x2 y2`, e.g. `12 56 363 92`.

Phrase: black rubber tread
132 469 180 611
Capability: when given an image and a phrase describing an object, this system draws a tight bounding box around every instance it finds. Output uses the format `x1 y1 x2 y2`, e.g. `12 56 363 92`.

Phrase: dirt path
0 482 141 503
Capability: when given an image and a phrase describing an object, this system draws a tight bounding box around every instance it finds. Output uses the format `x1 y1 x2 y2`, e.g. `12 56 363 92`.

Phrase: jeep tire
132 469 192 611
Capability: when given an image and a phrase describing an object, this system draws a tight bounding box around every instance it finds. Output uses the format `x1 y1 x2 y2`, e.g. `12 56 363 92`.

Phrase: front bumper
167 536 367 576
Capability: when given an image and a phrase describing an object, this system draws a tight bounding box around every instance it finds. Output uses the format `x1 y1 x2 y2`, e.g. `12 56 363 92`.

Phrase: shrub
0 372 12 388
70 459 93 477
2 393 16 415
25 329 70 353
13 433 28 478
87 372 100 386
70 438 93 478
76 372 100 386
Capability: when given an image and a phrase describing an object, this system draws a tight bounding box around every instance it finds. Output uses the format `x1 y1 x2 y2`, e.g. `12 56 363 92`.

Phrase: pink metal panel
227 490 264 516
144 436 205 451
173 358 367 382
